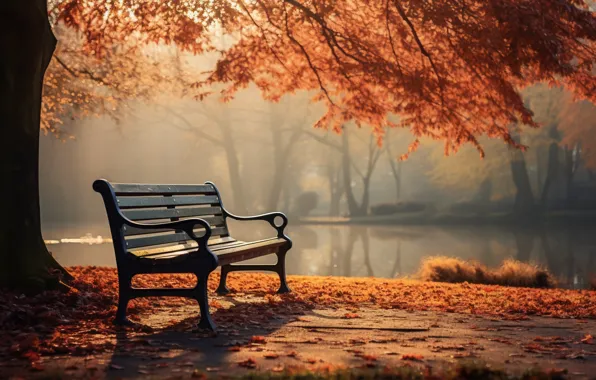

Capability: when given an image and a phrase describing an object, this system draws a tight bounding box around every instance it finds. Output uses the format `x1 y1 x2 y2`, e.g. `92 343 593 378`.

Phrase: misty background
39 85 596 288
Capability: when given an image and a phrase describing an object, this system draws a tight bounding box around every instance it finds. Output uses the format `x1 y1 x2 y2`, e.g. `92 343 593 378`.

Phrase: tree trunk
563 145 577 208
386 137 402 202
394 160 402 202
326 155 344 216
540 142 559 210
536 146 544 194
359 177 371 216
266 111 302 211
509 149 535 216
329 183 344 217
219 114 248 213
341 129 363 217
0 0 70 291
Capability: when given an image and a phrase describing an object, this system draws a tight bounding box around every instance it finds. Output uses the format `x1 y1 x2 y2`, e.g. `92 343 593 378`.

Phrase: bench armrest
202 181 290 240
122 217 212 245
225 211 289 238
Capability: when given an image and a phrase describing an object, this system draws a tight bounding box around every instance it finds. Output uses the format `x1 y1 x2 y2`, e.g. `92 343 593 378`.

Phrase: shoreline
296 210 596 226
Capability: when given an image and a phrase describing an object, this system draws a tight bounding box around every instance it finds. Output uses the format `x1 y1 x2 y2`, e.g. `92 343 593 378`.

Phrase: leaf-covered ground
1 267 596 378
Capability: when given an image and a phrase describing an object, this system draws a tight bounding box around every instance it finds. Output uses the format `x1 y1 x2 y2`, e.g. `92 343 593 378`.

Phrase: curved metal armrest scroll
225 211 289 238
122 217 213 246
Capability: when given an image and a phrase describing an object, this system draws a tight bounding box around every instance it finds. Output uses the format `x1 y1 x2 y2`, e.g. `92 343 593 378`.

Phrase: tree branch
391 0 445 104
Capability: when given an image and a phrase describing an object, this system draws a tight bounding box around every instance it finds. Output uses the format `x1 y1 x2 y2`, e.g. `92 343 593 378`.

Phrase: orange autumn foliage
47 0 596 154
2 266 596 363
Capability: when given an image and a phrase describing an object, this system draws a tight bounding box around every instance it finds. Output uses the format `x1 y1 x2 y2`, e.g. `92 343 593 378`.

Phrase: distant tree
2 0 595 289
292 191 319 217
307 126 384 216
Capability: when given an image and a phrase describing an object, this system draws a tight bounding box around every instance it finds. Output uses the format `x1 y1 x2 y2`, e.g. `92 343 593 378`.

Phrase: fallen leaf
30 362 45 372
238 358 257 369
401 354 424 361
251 336 266 344
191 369 206 379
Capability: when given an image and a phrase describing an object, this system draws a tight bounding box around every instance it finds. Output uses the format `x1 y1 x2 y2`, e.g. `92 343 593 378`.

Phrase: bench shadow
107 292 314 376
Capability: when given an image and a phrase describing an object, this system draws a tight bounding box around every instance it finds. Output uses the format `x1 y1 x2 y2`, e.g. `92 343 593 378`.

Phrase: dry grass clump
418 257 556 288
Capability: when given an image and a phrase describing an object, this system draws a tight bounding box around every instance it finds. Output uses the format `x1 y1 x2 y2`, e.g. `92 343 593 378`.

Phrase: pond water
44 223 596 289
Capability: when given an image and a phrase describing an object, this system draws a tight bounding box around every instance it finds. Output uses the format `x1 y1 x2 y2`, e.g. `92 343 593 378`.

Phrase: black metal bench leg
276 249 291 294
196 275 217 331
114 294 131 325
114 274 133 325
216 265 231 295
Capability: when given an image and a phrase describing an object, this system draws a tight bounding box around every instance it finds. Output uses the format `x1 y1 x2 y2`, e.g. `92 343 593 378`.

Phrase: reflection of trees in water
301 224 596 286
328 227 342 276
361 230 374 277
326 226 408 278
390 240 402 278
285 226 318 275
528 226 596 287
514 229 535 262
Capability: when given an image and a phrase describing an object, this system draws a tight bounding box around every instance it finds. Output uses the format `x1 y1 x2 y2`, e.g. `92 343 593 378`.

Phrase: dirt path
2 294 595 379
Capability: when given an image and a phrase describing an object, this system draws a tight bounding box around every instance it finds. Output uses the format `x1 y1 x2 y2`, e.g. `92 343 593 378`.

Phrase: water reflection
46 224 596 288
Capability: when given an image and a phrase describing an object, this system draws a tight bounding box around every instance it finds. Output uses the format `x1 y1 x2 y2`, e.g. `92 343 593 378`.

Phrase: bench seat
130 237 288 265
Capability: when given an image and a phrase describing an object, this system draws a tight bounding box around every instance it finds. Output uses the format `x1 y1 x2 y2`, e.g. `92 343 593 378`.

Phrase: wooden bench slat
217 238 288 266
208 236 237 246
130 236 237 257
123 216 226 236
139 249 199 260
130 238 282 260
117 195 221 208
210 238 280 251
122 207 222 221
113 183 216 195
125 227 228 249
143 238 287 263
131 242 198 257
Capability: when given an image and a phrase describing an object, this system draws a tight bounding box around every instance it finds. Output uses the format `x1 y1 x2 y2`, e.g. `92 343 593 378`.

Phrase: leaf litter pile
2 266 596 366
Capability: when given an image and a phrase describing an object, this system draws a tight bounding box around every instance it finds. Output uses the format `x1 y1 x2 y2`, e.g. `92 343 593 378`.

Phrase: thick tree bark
0 0 70 291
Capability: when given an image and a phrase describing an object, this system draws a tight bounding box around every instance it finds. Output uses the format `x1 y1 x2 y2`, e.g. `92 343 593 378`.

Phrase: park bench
93 179 292 331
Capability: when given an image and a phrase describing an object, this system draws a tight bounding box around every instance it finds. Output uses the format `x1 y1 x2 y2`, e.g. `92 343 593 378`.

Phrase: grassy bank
418 257 556 288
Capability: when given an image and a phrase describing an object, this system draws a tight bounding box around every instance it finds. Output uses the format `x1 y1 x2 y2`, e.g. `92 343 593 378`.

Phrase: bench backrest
93 180 230 254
